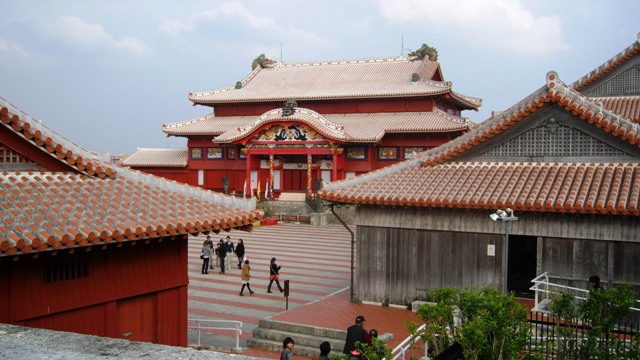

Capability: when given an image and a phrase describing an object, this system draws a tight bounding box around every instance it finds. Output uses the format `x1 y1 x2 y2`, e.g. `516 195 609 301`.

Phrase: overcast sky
0 0 638 156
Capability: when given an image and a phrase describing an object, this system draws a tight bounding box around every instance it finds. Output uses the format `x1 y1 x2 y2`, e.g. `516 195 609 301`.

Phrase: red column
332 149 338 181
245 152 251 196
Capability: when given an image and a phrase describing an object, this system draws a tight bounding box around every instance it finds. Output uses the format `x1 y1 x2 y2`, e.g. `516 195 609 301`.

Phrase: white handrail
530 273 640 313
391 324 429 360
187 319 243 351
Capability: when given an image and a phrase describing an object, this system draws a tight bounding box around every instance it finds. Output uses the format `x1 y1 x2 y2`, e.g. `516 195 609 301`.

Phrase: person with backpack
201 238 213 274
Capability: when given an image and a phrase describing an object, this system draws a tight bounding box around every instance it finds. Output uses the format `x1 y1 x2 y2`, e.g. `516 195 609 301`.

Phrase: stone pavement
187 223 422 359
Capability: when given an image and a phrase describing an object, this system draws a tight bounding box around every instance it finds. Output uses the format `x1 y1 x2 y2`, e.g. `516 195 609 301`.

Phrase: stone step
277 192 307 202
247 337 322 358
248 319 394 358
252 328 346 354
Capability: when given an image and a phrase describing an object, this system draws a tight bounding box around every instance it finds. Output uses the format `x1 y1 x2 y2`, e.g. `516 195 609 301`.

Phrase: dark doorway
507 235 537 298
283 169 308 191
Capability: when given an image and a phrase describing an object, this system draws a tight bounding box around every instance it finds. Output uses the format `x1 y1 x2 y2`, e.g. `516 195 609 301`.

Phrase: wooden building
319 34 640 305
0 97 261 346
124 47 481 196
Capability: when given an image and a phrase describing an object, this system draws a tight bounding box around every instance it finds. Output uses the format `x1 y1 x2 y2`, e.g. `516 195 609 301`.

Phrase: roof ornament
411 73 421 82
408 43 438 62
235 81 242 89
282 98 297 117
251 54 277 70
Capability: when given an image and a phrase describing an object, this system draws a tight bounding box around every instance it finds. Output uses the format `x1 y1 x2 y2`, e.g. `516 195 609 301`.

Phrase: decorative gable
252 124 326 142
0 142 44 171
454 104 640 162
582 56 640 97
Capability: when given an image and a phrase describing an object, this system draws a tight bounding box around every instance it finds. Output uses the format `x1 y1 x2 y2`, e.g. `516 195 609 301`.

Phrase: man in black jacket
343 315 372 356
216 240 227 274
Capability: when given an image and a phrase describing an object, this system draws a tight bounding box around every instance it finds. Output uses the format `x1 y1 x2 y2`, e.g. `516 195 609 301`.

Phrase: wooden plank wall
353 207 640 305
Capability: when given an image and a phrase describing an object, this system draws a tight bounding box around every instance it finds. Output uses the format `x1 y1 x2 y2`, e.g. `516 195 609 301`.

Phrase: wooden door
117 294 155 342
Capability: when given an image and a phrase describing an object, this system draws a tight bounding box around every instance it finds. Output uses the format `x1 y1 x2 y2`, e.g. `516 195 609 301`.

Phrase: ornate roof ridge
571 32 640 91
0 97 117 179
275 56 409 68
450 89 483 108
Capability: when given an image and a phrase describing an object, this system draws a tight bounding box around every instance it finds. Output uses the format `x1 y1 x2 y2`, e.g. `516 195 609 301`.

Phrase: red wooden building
125 47 481 195
0 97 261 346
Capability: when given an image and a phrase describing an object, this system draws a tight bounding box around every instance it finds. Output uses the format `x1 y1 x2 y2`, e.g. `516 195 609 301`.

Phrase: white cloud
158 1 333 47
0 38 28 58
378 0 568 54
52 16 150 55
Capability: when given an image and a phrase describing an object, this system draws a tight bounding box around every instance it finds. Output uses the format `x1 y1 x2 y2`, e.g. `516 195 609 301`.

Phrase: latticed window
585 65 640 96
0 144 32 163
43 259 90 284
484 119 630 158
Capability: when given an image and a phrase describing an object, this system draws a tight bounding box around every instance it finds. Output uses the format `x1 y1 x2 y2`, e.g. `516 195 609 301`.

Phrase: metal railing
187 319 243 351
391 323 429 360
530 272 640 314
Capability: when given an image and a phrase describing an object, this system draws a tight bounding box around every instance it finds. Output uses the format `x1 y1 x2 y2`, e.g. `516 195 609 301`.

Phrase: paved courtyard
187 223 420 359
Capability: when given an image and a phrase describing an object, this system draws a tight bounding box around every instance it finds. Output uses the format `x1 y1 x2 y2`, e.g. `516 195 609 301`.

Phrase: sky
0 0 638 156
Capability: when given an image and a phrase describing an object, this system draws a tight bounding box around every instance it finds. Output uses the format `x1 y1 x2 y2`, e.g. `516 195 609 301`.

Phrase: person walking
239 259 255 296
235 239 245 269
208 236 215 270
280 337 294 360
343 315 372 356
268 257 284 293
224 236 234 271
201 239 213 274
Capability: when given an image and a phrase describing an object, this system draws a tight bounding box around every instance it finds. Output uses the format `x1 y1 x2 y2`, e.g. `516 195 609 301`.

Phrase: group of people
200 235 285 296
200 235 245 275
280 315 383 360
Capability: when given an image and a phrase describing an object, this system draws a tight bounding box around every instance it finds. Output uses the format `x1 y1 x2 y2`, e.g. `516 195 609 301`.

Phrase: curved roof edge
571 32 640 91
0 97 117 179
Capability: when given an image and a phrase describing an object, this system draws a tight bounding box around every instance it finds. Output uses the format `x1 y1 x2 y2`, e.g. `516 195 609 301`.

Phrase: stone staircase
248 319 393 358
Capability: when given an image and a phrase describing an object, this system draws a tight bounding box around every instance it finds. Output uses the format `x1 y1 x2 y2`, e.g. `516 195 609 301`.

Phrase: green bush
416 287 529 360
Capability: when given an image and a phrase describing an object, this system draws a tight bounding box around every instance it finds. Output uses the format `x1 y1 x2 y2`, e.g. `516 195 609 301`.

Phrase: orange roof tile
591 96 640 124
0 101 262 257
1 97 116 179
320 162 640 215
188 56 481 109
122 148 188 167
571 33 640 92
319 72 640 216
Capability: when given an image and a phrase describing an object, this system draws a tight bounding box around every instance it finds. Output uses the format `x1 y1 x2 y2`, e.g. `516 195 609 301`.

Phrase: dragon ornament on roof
251 54 277 70
408 43 438 62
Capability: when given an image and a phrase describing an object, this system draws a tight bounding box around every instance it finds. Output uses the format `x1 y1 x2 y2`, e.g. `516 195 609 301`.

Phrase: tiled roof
1 97 116 179
165 108 469 143
419 71 640 166
162 113 252 136
0 101 261 257
0 170 260 256
320 162 640 215
591 96 640 124
319 72 640 216
188 56 481 109
571 33 640 91
122 148 188 167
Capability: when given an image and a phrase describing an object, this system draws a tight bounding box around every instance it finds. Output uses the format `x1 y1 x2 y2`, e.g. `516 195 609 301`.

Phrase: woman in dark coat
235 239 245 269
268 257 284 293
